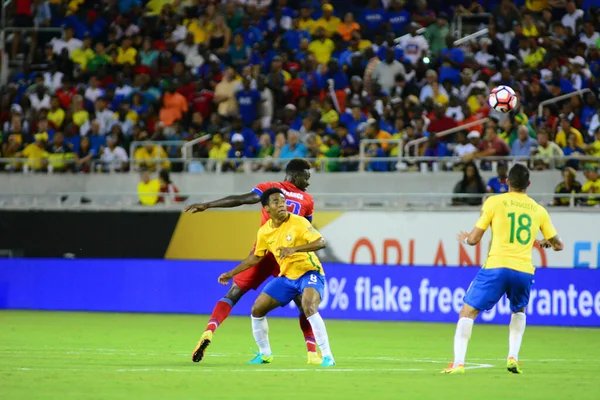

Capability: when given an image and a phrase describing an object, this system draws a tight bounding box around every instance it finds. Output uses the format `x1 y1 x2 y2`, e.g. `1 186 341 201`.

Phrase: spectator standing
372 48 406 93
214 67 239 119
236 76 262 126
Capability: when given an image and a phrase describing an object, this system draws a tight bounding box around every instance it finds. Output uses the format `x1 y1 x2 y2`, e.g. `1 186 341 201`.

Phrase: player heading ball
218 188 336 367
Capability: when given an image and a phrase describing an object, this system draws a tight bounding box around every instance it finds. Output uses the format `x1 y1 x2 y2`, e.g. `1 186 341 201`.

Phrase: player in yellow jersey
218 187 336 367
442 164 564 375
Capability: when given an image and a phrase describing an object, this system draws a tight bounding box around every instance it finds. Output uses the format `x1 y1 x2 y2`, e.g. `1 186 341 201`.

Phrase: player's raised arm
184 192 261 213
218 253 265 285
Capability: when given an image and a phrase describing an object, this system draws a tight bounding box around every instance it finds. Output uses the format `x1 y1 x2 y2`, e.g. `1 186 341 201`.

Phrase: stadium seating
1 0 599 177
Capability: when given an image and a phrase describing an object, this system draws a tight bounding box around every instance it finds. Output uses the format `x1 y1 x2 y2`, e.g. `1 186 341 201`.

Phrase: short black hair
285 158 311 174
261 187 284 206
508 163 530 190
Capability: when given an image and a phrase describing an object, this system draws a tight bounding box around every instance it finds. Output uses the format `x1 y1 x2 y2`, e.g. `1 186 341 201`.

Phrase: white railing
404 118 489 156
0 192 598 210
1 154 598 174
358 138 403 172
453 28 488 46
537 88 592 117
394 27 426 44
181 134 211 171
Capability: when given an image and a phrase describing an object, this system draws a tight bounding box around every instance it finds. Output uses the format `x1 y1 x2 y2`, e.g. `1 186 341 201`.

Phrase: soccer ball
488 85 518 113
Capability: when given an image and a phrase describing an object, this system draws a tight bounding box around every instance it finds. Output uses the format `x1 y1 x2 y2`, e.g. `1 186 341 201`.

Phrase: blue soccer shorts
463 268 534 313
262 271 325 306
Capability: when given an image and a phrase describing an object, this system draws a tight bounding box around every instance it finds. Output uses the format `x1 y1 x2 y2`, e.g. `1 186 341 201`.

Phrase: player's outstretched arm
218 254 264 285
457 227 485 246
184 192 261 213
537 235 564 251
278 238 326 259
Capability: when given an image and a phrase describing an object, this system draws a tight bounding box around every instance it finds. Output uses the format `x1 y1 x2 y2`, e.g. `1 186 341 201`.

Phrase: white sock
508 312 526 360
251 316 272 357
453 317 474 367
307 313 333 358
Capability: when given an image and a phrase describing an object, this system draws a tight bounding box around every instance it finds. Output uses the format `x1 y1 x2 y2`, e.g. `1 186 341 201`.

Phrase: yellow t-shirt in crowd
73 110 89 127
299 18 316 34
313 16 341 37
22 143 49 170
134 146 171 171
138 179 161 206
71 48 95 69
475 192 558 274
208 143 231 159
47 108 66 128
582 179 600 206
526 0 548 12
308 39 335 65
117 47 137 65
321 109 339 126
555 128 584 148
255 213 324 280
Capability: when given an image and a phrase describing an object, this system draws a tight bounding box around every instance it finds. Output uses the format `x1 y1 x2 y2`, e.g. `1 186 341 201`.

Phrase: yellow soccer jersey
475 192 558 274
255 213 324 280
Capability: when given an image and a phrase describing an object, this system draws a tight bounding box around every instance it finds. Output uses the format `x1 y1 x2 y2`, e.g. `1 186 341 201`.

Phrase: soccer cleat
247 352 274 365
192 330 213 363
321 355 336 367
507 357 523 374
307 352 322 365
441 363 465 374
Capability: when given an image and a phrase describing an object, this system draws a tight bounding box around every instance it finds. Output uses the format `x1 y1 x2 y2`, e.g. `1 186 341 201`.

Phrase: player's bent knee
301 301 319 317
250 303 267 318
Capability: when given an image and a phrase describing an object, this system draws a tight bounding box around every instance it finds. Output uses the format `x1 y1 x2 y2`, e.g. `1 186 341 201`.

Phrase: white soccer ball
488 85 518 113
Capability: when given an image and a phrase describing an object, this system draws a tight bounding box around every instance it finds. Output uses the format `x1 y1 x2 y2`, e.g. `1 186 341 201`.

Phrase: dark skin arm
184 191 260 213
278 237 327 259
218 253 264 284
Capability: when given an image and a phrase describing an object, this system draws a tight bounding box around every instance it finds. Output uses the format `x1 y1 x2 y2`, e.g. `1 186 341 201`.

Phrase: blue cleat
247 351 273 364
321 355 336 367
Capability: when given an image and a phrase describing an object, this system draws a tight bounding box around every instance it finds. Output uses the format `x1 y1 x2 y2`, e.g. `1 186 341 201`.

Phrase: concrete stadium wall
0 171 567 195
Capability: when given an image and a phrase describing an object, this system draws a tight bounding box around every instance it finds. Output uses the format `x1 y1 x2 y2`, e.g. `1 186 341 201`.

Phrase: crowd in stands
1 0 600 176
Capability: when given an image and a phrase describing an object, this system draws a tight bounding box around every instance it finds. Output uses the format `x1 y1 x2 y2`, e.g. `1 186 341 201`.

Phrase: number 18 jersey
475 192 558 274
252 181 314 225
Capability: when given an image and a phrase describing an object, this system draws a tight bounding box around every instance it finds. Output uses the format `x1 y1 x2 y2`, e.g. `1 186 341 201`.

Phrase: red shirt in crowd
56 87 77 109
188 89 214 119
478 137 510 156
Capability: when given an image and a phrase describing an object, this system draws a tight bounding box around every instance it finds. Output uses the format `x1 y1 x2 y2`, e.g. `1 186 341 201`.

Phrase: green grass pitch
1 311 599 400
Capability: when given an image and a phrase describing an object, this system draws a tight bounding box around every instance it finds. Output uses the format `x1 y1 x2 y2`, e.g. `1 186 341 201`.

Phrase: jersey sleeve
301 221 323 243
254 228 269 257
252 182 274 197
304 195 314 222
540 208 559 240
475 197 494 230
